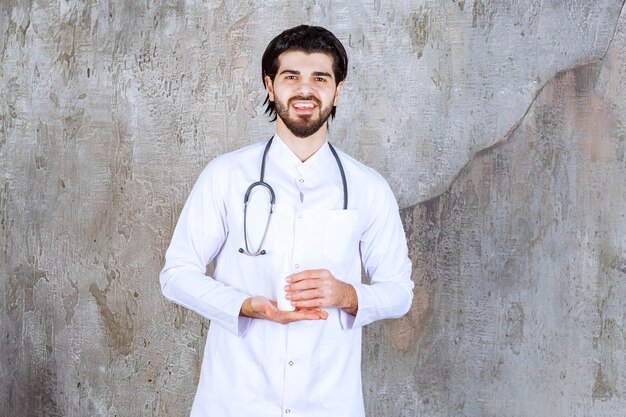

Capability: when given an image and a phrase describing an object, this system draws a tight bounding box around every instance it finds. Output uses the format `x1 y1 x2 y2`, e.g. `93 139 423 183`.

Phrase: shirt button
298 177 304 183
294 264 300 269
285 409 291 414
288 361 294 366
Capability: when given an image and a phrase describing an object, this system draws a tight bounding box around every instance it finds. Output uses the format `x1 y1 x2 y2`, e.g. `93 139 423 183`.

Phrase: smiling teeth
294 103 314 108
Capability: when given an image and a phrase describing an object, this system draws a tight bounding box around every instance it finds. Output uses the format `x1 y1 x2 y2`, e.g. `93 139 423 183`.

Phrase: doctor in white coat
160 25 414 417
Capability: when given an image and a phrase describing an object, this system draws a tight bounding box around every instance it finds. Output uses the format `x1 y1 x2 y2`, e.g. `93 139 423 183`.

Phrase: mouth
290 99 319 115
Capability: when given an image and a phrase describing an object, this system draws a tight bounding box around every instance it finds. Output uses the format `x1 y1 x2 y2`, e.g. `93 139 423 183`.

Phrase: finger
286 269 329 283
249 296 279 319
290 298 325 309
286 288 323 301
285 279 320 293
315 310 329 320
294 305 322 312
277 309 327 323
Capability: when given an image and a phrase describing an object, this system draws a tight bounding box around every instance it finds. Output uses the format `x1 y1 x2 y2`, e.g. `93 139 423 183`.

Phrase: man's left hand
285 269 358 315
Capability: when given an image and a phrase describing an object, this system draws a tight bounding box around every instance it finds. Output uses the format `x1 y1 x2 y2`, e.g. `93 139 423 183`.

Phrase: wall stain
389 202 437 353
7 256 48 313
0 182 9 256
407 10 430 59
55 8 78 74
62 277 80 324
173 304 189 330
592 365 615 401
10 4 32 48
472 0 495 30
21 361 64 417
89 264 136 356
2 257 61 415
503 302 524 355
62 108 85 143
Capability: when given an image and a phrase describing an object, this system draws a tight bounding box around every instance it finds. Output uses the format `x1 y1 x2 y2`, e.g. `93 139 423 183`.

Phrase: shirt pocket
323 210 360 265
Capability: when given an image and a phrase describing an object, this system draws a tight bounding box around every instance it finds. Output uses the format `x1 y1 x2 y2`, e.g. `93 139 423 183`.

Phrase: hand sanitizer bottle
276 253 295 311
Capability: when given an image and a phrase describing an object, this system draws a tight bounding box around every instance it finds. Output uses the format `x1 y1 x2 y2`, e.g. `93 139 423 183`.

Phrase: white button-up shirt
160 134 414 417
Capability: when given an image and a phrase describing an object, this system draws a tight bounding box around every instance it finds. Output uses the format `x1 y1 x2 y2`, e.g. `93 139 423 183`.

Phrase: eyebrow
279 69 300 76
278 69 333 78
312 71 333 78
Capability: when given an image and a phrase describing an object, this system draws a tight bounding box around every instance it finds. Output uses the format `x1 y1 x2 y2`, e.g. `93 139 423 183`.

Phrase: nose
294 78 315 97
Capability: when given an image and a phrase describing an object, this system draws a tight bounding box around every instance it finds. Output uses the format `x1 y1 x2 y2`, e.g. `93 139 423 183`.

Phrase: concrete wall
1 1 625 416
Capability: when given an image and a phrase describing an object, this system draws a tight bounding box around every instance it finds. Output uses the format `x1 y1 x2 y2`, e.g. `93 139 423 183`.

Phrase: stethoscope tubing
238 136 347 256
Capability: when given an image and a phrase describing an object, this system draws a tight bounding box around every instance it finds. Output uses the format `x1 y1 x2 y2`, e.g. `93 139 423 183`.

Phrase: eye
314 77 327 82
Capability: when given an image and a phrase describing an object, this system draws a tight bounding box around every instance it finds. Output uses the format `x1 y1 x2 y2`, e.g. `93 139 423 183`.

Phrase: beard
274 95 334 138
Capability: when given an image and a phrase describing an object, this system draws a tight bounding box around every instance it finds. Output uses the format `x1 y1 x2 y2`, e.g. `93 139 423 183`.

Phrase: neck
275 119 327 162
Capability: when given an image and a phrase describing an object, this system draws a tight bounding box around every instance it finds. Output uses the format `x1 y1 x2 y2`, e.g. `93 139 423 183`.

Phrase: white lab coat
160 135 414 417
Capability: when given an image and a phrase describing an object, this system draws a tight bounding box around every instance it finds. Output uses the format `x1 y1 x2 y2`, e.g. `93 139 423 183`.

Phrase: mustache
288 96 321 106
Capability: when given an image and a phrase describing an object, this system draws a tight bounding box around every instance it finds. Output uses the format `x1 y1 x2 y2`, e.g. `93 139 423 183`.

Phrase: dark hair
261 25 348 120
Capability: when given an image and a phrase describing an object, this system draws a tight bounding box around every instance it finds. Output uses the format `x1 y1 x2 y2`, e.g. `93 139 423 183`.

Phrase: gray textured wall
1 1 625 416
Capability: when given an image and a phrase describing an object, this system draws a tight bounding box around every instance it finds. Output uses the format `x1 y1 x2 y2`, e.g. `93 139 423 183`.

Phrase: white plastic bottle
275 253 295 311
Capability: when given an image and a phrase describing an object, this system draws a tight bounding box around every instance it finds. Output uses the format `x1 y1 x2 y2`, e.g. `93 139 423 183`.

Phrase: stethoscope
238 136 348 256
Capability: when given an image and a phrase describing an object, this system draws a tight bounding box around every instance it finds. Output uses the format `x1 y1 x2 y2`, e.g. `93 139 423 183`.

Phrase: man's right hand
240 296 328 324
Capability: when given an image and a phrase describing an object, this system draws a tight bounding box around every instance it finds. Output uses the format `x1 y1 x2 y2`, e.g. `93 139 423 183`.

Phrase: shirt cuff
232 294 253 337
338 283 366 330
338 280 413 330
338 309 357 330
237 316 252 337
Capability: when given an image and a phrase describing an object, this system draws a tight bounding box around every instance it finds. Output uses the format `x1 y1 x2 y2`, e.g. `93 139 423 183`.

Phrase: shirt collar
271 133 335 174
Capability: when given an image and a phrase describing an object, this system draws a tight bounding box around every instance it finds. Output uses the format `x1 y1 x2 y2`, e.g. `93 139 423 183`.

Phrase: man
160 25 414 417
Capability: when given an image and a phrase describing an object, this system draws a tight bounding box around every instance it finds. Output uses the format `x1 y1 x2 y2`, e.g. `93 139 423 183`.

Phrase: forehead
276 50 335 76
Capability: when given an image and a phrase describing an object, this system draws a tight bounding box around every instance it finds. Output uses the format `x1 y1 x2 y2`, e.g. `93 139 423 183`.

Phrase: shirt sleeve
339 175 414 329
160 157 252 337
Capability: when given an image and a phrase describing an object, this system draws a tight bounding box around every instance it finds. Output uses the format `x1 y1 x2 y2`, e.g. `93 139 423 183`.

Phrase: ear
265 75 275 102
333 81 344 106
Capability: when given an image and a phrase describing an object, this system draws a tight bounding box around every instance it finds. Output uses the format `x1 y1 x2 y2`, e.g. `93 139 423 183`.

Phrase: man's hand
240 296 328 324
285 269 358 316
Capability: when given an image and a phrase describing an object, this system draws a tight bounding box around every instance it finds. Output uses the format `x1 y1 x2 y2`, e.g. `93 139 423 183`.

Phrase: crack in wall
404 48 614 214
598 0 626 63
402 1 626 213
